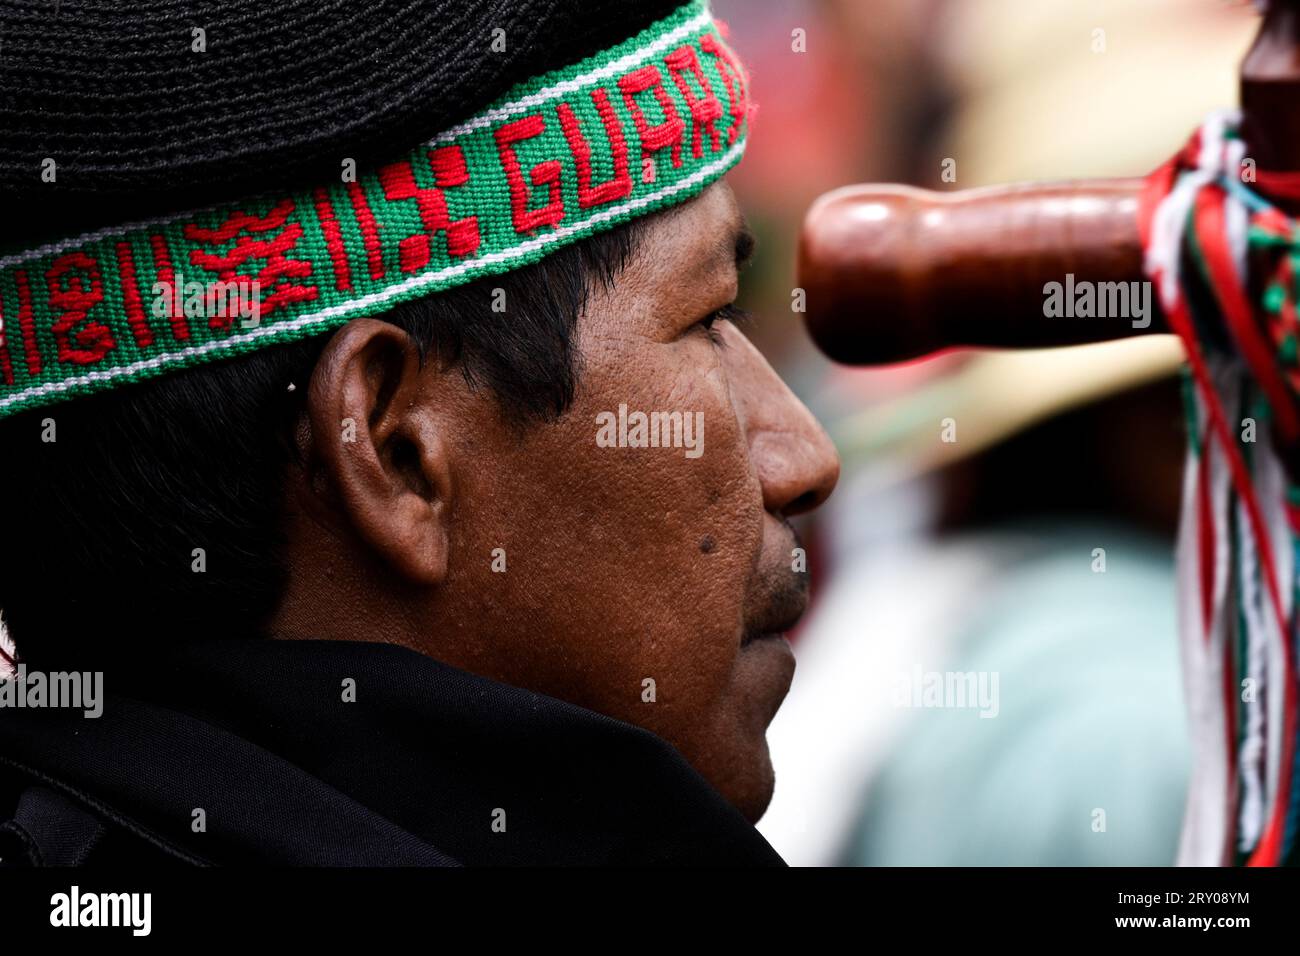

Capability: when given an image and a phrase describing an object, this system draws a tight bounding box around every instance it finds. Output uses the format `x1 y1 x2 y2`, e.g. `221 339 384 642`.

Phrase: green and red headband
0 0 749 419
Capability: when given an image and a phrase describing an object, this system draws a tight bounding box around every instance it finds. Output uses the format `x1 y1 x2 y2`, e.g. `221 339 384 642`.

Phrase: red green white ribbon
1140 110 1300 866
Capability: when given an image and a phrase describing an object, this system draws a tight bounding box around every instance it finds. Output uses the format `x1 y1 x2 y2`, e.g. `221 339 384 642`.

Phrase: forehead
638 181 745 287
578 180 744 340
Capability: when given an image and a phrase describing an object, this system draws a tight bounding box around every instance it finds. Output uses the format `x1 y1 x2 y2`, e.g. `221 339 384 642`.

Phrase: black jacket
0 639 784 866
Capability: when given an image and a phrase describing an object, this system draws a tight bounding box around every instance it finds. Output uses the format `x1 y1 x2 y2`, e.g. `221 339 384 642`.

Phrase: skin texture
274 181 840 822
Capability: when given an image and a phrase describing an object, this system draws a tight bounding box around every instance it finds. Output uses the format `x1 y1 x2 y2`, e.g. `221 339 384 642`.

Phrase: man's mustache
745 520 810 638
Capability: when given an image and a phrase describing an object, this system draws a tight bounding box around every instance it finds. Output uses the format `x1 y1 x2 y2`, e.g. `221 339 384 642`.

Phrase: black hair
0 223 643 669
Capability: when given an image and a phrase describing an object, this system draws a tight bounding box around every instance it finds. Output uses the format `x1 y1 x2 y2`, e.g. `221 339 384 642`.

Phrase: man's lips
741 585 808 648
741 631 789 648
741 519 811 648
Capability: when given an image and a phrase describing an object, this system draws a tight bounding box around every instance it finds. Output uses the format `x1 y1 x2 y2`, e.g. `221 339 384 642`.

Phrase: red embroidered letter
377 147 480 273
618 65 685 169
313 188 354 292
495 114 566 234
115 241 154 349
346 182 387 281
700 34 748 145
47 252 114 366
150 235 191 341
184 199 318 325
0 294 12 385
0 274 40 383
0 324 10 386
665 45 724 159
558 89 633 209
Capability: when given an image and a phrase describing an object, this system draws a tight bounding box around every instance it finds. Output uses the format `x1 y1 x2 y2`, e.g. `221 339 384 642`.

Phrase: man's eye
699 310 725 345
698 304 749 346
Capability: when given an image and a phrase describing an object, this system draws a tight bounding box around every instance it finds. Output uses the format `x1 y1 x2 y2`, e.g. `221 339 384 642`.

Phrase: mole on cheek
699 535 716 554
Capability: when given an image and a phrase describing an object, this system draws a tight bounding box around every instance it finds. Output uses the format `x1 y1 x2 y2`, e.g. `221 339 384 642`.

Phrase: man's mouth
741 519 812 649
741 630 789 648
741 585 808 648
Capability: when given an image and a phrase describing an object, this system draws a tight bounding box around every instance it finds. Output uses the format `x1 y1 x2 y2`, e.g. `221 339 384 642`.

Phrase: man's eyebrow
735 222 756 269
692 216 755 286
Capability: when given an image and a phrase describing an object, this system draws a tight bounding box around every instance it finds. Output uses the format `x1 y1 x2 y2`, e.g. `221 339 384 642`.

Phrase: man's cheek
675 360 765 568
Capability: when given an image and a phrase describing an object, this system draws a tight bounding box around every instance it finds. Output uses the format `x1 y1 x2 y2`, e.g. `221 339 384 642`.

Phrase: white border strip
0 7 714 272
0 139 744 413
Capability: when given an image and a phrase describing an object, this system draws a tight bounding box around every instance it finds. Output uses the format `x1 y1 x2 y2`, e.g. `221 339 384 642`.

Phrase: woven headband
0 0 748 419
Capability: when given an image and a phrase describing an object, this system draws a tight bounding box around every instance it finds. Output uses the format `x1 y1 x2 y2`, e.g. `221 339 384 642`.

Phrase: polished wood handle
796 179 1160 365
797 1 1300 368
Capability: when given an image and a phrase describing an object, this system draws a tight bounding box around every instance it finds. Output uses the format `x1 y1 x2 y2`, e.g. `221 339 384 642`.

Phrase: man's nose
721 323 840 517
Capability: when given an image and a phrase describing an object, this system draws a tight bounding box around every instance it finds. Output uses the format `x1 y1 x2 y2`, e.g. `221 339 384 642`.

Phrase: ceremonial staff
797 0 1300 868
798 0 1300 363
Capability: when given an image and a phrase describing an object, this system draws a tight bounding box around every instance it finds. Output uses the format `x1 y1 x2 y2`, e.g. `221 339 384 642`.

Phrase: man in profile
0 0 838 866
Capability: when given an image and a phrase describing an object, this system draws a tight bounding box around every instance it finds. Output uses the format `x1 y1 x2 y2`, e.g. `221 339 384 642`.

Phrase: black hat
0 0 685 240
0 0 752 419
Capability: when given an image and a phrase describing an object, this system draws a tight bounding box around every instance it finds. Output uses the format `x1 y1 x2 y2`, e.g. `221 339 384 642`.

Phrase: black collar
0 639 784 866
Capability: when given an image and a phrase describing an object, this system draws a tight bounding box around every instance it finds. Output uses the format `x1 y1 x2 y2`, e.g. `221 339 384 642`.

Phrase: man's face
418 181 840 821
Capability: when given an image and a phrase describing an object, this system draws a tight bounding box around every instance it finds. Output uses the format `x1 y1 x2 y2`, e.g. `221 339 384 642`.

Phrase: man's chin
725 640 795 823
738 632 797 728
731 743 778 824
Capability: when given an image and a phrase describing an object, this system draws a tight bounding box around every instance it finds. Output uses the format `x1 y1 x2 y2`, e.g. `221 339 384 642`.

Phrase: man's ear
302 317 453 585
